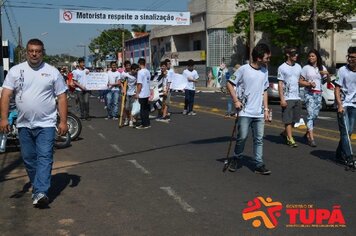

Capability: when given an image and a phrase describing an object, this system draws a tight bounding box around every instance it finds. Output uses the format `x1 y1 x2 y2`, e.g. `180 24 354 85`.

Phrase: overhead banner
59 9 190 26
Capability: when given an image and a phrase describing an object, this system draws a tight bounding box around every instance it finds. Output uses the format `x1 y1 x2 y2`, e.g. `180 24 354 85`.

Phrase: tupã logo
242 197 283 229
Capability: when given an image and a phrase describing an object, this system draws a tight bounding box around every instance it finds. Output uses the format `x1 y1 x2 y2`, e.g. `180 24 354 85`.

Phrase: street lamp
77 44 87 60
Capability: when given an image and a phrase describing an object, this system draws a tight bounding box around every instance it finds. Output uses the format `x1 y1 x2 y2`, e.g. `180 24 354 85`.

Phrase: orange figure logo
242 197 283 229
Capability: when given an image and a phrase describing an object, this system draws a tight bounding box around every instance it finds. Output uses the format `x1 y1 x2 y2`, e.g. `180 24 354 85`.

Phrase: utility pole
122 28 125 64
313 0 318 49
0 0 4 85
249 0 255 62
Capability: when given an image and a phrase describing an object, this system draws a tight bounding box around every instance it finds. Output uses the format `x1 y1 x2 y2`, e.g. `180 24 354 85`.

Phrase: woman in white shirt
299 49 330 147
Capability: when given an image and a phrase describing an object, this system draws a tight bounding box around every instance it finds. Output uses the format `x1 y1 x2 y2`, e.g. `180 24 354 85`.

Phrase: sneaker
129 120 134 127
308 139 317 147
135 125 151 129
254 165 271 175
182 110 188 115
112 117 119 120
123 119 129 126
104 106 107 109
188 111 197 116
156 117 170 123
287 137 298 147
32 193 49 207
105 116 112 120
228 158 241 172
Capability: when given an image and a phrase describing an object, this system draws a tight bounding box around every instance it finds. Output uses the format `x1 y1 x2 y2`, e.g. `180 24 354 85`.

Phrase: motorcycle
1 109 81 152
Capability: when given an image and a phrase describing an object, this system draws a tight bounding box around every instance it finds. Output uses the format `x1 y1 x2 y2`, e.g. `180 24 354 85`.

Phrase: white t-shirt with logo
183 69 199 90
229 64 269 118
121 72 137 96
137 68 151 98
3 61 68 128
335 65 356 107
107 70 121 91
301 64 327 92
277 62 302 100
72 68 89 91
167 68 175 84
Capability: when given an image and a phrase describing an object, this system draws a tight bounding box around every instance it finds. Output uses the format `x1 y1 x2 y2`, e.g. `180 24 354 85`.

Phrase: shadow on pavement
216 157 256 173
48 172 81 203
10 181 32 198
191 136 234 144
0 155 23 182
264 134 286 145
9 172 81 202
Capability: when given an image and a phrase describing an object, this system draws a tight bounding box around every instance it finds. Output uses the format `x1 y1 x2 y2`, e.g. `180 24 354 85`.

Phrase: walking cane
340 112 355 170
119 80 127 128
222 115 239 172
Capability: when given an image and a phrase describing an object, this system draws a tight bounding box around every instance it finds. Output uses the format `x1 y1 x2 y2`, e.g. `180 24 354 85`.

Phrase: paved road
0 92 355 236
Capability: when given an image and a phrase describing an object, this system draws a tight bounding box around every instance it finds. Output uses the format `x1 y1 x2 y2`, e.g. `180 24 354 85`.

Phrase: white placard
60 9 190 26
170 73 187 90
85 72 109 90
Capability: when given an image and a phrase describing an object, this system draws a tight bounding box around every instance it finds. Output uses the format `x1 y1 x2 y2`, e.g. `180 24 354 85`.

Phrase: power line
3 5 18 43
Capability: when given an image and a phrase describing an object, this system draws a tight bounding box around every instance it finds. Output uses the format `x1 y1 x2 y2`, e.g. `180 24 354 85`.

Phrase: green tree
231 0 356 49
131 24 147 32
88 28 132 60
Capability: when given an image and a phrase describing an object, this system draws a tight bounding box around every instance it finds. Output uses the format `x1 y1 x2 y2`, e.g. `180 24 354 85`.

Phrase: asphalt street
0 92 355 236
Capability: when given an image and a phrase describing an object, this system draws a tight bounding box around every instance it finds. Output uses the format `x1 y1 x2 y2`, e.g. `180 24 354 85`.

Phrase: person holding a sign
106 61 121 120
135 58 151 129
73 58 90 120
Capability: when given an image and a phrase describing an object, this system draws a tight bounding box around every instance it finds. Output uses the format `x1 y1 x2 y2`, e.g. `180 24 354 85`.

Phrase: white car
299 76 335 110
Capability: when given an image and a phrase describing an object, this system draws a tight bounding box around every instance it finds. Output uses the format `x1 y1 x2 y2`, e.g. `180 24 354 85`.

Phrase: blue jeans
106 90 120 118
305 92 322 131
18 127 55 195
336 107 356 161
184 90 195 113
234 117 265 168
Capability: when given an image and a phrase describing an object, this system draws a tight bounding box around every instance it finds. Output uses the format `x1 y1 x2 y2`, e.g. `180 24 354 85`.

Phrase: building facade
124 32 151 70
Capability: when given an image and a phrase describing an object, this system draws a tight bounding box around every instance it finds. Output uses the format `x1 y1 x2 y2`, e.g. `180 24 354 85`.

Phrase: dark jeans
336 107 356 161
76 90 90 119
184 89 195 113
139 97 150 127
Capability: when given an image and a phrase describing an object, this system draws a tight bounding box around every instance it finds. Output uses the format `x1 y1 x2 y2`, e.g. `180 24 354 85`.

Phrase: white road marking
160 186 196 213
87 125 95 130
128 160 150 174
111 144 124 153
318 116 336 121
98 133 106 139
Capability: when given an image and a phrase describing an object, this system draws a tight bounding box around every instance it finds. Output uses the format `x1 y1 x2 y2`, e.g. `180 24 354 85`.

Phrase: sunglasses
347 55 356 60
289 51 298 56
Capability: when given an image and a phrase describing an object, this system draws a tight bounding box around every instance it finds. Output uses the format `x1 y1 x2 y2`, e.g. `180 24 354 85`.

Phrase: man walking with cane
334 46 356 169
226 43 272 175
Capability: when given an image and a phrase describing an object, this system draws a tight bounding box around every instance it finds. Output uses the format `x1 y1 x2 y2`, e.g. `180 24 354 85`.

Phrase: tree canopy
88 28 132 59
131 24 147 32
231 0 356 48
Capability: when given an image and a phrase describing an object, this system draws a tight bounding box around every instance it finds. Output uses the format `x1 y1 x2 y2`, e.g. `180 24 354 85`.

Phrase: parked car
268 75 335 110
267 75 279 100
299 76 336 110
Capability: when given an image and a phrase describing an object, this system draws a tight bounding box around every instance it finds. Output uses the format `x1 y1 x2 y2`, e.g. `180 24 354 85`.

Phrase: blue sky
2 0 190 57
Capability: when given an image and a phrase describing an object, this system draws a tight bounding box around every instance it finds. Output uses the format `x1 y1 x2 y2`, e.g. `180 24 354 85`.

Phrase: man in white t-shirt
227 43 272 175
135 58 151 129
0 39 68 207
277 46 302 147
72 58 90 120
334 46 356 169
106 61 121 120
183 59 199 115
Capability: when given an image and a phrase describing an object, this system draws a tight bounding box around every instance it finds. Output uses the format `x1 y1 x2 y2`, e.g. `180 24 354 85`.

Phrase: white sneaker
188 111 197 116
124 119 129 126
182 110 188 115
32 193 49 207
129 120 134 127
